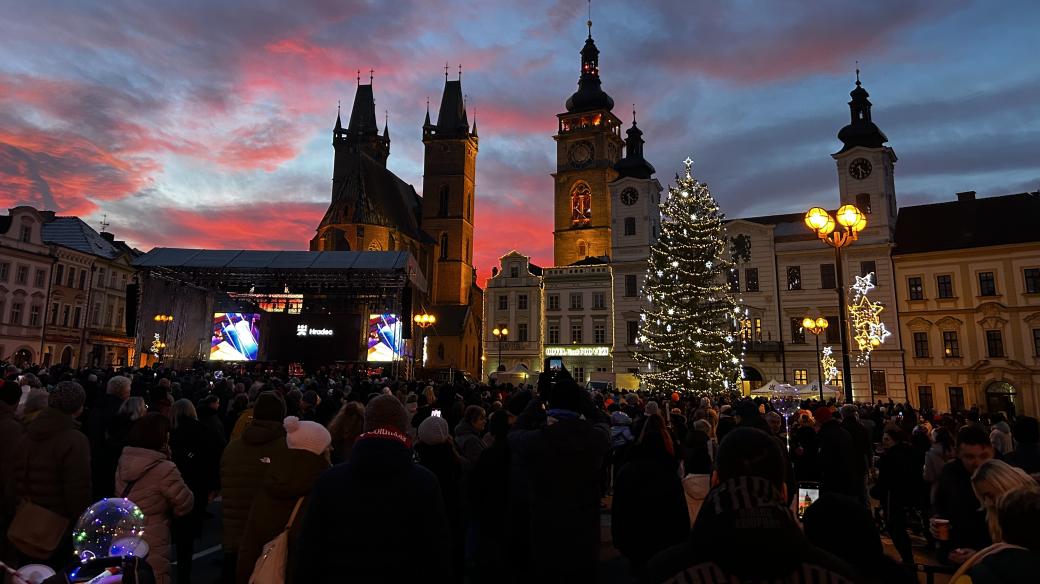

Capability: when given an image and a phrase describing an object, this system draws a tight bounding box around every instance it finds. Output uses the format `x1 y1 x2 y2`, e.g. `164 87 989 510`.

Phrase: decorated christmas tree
636 158 742 394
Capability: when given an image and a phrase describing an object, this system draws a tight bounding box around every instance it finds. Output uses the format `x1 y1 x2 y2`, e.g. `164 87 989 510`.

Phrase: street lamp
492 326 508 372
804 204 866 403
802 316 829 402
153 314 173 365
413 313 436 374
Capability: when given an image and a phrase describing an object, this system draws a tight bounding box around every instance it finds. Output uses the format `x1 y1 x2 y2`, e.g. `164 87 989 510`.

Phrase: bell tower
422 72 478 305
552 20 624 266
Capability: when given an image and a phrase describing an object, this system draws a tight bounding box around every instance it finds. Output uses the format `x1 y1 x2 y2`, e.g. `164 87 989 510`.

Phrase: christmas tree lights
636 158 741 393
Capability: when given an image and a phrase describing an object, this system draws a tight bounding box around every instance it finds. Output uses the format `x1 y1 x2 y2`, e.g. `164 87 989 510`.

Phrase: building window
937 275 954 298
73 306 82 329
92 303 101 325
833 368 844 388
570 182 592 226
740 319 752 342
624 217 636 236
548 323 560 344
547 294 560 311
787 266 801 290
28 305 40 326
79 271 86 289
1025 268 1040 294
570 322 583 344
518 323 528 342
943 331 960 358
918 386 934 410
574 367 585 383
856 193 871 214
498 295 508 310
727 269 740 292
20 226 31 242
10 302 23 325
0 263 8 281
438 185 449 217
510 266 519 278
870 370 887 395
569 293 583 310
790 318 805 344
753 317 762 341
860 261 877 282
1034 329 1040 356
592 292 605 309
978 271 996 296
577 240 587 258
626 321 638 345
949 387 965 412
62 305 70 327
745 268 759 292
908 277 924 300
518 294 528 310
55 264 65 285
35 269 45 288
105 304 114 328
16 265 28 285
825 315 841 344
913 332 929 358
793 369 808 385
50 303 59 325
985 330 1004 358
593 324 606 344
820 263 836 289
624 275 637 297
66 268 75 288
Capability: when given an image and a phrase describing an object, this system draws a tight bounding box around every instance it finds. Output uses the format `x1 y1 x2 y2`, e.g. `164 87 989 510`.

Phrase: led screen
210 313 261 361
367 314 402 362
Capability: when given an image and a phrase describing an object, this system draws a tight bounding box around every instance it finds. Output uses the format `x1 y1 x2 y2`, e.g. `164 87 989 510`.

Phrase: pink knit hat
284 416 331 456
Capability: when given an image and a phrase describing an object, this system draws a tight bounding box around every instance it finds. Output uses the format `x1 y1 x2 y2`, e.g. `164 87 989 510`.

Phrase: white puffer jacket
682 473 711 528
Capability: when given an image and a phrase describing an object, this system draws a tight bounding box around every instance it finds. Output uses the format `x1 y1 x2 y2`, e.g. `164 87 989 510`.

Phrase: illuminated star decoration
821 346 838 384
847 272 890 364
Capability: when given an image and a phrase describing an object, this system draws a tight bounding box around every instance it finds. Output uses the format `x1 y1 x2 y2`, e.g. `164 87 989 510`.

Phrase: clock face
620 188 639 206
568 141 594 168
849 158 872 180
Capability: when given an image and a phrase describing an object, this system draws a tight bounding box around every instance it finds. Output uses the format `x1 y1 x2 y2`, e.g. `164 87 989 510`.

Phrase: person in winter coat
934 425 995 565
870 427 922 565
924 427 956 505
611 415 688 576
989 414 1014 457
237 417 331 584
1005 416 1040 474
416 415 464 579
327 400 364 464
88 375 130 501
196 395 226 441
454 405 487 471
0 380 24 565
815 407 859 498
468 410 512 584
509 371 610 584
115 413 194 584
5 381 91 570
951 485 1040 584
170 399 224 584
219 391 288 584
296 395 452 583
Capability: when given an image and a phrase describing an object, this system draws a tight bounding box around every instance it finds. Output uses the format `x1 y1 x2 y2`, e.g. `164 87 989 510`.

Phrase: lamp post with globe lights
492 326 509 372
153 314 173 366
802 316 829 402
413 313 436 376
804 204 866 403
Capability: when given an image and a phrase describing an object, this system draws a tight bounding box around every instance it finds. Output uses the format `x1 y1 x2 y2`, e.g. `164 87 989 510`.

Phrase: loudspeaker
125 283 139 337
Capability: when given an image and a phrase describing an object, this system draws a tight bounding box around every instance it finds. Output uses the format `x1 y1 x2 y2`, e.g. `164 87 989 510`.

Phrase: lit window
570 182 592 226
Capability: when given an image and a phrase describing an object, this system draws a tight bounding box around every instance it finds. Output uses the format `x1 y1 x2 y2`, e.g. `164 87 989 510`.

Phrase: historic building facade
310 76 483 378
483 251 544 377
0 207 53 366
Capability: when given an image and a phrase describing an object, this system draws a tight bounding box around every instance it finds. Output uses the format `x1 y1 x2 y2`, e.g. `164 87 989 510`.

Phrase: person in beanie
297 395 452 583
237 417 331 584
646 428 858 583
219 391 289 584
416 415 464 578
6 380 91 570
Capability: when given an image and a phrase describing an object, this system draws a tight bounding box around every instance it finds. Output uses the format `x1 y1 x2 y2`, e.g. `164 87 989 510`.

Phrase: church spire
565 12 614 113
837 68 888 153
430 68 472 138
614 107 655 179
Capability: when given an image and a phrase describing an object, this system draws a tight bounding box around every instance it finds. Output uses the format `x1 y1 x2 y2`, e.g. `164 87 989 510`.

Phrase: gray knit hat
363 394 409 433
49 380 86 415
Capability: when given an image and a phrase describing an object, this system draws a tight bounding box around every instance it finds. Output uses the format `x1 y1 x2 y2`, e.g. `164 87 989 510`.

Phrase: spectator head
644 400 660 418
486 410 510 444
106 375 132 400
0 380 20 406
363 394 409 434
23 388 49 417
956 424 994 474
302 390 321 409
329 401 365 442
931 426 955 453
118 396 147 421
463 405 487 432
764 411 782 435
1014 416 1039 445
171 399 197 429
284 416 332 456
715 427 786 495
882 427 908 450
19 373 41 389
546 374 582 412
996 486 1040 550
231 393 248 411
127 413 171 452
839 404 859 420
971 459 1037 541
253 391 287 422
199 394 220 411
417 415 451 446
638 413 674 457
814 406 833 425
49 380 86 416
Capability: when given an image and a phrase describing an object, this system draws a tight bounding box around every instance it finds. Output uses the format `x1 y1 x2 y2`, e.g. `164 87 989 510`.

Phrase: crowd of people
1 360 1039 584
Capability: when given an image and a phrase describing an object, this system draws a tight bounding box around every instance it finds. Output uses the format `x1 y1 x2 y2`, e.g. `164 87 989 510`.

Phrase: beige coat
115 447 194 584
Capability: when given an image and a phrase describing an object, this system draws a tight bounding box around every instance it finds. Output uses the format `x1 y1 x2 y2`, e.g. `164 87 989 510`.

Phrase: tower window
439 233 448 260
577 240 587 258
856 193 871 214
624 217 636 236
439 185 449 217
570 182 592 226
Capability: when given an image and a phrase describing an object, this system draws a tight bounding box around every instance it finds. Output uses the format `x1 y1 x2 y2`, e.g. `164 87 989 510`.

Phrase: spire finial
369 68 374 84
444 62 449 81
587 0 592 38
99 213 110 234
356 69 360 85
855 61 861 86
337 100 341 114
632 104 637 125
458 63 462 81
426 96 430 112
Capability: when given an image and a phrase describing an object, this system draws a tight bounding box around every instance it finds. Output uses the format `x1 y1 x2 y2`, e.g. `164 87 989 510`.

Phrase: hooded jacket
115 446 194 584
454 419 486 470
646 477 858 584
6 407 91 522
219 419 288 551
236 448 330 584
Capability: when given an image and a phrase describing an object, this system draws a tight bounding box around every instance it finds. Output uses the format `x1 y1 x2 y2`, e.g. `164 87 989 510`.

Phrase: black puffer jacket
219 420 288 551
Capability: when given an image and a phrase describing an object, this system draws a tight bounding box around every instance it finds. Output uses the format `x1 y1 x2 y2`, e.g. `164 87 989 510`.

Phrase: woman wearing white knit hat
236 417 331 584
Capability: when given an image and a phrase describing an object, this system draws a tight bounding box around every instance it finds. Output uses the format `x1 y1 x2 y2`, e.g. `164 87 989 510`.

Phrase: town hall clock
568 140 594 168
848 158 872 180
620 187 639 206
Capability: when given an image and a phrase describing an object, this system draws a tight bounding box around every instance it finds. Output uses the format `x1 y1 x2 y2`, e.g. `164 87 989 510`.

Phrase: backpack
249 498 305 584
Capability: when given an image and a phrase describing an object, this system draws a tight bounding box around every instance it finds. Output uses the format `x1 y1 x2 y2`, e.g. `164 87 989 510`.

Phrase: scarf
356 427 412 449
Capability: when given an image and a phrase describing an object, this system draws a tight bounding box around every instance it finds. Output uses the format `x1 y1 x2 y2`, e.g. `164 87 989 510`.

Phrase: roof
317 150 423 240
565 36 614 113
435 80 470 136
347 84 378 133
41 216 123 259
569 255 609 266
528 262 543 276
894 192 1040 255
0 216 10 235
133 248 419 270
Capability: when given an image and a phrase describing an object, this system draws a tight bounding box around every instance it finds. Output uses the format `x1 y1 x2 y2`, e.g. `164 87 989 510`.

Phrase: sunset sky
2 0 1038 278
